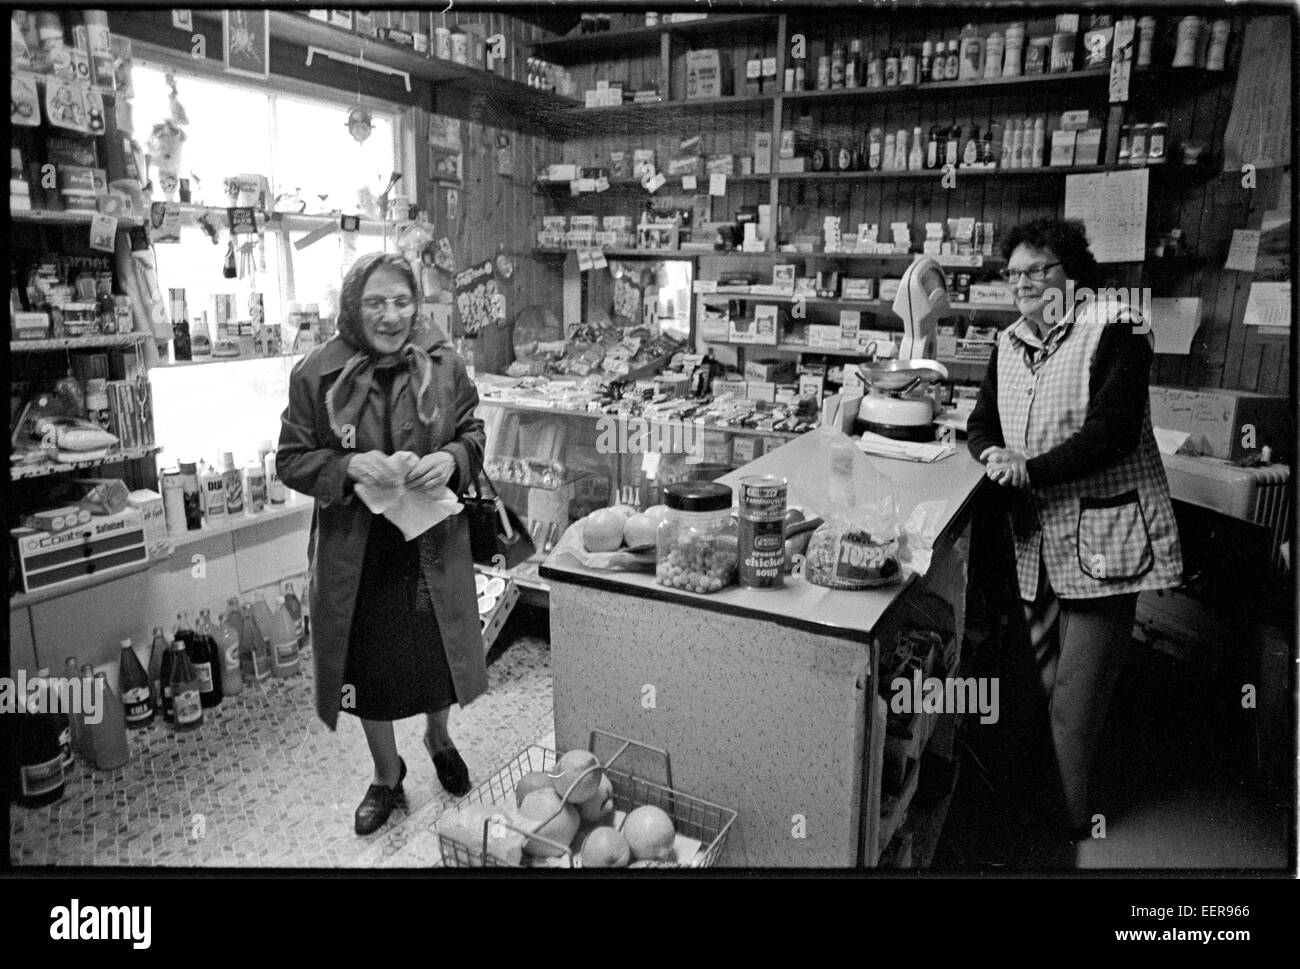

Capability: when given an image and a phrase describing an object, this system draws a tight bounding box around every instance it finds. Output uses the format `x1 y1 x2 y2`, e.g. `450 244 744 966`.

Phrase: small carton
753 132 773 174
686 49 729 99
1050 130 1077 167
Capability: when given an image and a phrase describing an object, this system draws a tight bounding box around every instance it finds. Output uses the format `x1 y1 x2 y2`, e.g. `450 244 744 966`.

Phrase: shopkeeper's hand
405 451 456 492
347 450 402 488
985 448 1030 490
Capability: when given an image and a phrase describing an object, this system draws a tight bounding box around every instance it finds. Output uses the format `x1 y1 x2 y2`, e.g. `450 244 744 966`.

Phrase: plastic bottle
882 132 896 171
963 125 981 167
900 48 917 86
216 601 244 696
1030 117 1046 167
199 461 226 520
240 603 272 683
264 449 286 505
959 24 983 80
919 40 933 82
846 39 862 88
868 127 883 170
16 686 65 806
148 627 167 710
984 31 1004 79
830 44 845 89
894 128 908 171
1000 118 1015 168
908 126 924 170
1172 16 1200 68
1003 23 1026 77
119 637 155 728
245 461 266 513
1205 20 1229 71
1009 119 1025 168
88 672 130 769
168 641 203 731
944 39 959 80
866 49 882 88
926 124 942 169
192 610 223 709
282 580 306 649
221 451 243 514
269 596 301 678
945 126 960 168
1136 17 1156 68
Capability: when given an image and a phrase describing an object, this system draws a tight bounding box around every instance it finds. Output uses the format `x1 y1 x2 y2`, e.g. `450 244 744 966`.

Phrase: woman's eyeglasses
361 296 416 313
998 262 1062 283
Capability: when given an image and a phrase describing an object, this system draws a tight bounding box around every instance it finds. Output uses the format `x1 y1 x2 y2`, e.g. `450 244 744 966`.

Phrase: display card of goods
548 504 664 572
437 734 737 868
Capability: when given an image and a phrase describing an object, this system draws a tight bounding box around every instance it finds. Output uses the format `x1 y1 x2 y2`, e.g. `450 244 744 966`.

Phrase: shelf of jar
532 13 778 62
780 66 1111 107
11 209 146 229
11 333 150 352
11 445 164 482
10 545 173 611
162 494 313 553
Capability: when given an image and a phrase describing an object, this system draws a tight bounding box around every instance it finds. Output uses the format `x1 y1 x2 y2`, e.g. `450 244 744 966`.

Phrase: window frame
131 41 417 305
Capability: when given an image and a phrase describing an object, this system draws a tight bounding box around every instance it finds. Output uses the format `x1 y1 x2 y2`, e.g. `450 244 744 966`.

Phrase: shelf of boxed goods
10 445 165 482
10 545 174 611
10 333 151 353
532 13 778 62
11 209 146 230
535 174 771 194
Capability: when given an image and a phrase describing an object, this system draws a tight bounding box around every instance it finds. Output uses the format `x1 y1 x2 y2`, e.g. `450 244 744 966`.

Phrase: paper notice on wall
1222 17 1292 172
1149 297 1201 354
1063 168 1148 263
682 174 697 191
1242 282 1291 328
709 173 727 196
1225 229 1261 272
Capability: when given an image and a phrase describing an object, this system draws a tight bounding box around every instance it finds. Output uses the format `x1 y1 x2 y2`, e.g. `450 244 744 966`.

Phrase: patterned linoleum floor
9 637 555 869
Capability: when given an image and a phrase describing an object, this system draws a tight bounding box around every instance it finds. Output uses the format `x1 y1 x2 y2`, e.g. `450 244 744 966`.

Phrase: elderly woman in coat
277 251 487 835
967 218 1182 840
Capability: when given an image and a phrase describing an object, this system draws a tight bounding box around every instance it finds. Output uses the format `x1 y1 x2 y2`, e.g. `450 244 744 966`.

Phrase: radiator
1160 454 1291 567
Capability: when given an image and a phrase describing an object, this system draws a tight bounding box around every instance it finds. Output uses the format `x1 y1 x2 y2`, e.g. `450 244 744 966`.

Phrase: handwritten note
1225 229 1260 272
1243 282 1290 328
1064 168 1148 263
709 173 728 197
1223 16 1292 171
1149 298 1201 355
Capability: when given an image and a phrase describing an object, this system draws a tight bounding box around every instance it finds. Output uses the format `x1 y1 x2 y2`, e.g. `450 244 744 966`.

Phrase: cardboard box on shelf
686 49 729 99
744 359 795 383
745 381 777 403
1148 387 1292 463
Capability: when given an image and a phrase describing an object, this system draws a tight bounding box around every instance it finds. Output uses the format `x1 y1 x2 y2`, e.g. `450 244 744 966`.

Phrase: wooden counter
541 432 985 866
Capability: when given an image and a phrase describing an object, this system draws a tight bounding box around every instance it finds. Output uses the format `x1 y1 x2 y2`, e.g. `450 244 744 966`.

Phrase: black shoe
425 736 471 797
354 758 407 836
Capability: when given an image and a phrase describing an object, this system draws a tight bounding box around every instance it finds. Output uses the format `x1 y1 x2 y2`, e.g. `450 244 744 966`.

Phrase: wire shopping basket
437 730 737 868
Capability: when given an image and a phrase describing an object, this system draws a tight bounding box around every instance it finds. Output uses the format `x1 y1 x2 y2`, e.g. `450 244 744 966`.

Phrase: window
135 58 409 470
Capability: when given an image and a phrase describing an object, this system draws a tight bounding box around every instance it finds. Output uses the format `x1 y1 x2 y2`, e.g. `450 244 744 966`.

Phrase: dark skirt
342 512 458 721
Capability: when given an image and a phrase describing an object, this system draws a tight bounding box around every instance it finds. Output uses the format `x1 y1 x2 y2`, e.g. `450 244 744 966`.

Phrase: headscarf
325 252 439 442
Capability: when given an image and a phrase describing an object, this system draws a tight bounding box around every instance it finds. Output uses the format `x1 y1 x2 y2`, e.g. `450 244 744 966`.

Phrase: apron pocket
1076 490 1154 581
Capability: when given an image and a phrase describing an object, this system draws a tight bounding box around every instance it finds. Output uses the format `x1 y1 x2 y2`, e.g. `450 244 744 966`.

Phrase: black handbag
463 474 535 568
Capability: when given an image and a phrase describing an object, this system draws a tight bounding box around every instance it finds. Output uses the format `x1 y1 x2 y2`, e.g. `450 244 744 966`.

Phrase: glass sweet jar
656 481 738 594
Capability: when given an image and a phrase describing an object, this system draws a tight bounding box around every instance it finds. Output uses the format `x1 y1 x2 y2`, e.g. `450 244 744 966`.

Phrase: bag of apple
800 427 902 589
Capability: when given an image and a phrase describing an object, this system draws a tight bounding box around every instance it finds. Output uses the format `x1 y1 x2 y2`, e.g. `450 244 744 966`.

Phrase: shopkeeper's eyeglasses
361 296 416 313
998 262 1061 283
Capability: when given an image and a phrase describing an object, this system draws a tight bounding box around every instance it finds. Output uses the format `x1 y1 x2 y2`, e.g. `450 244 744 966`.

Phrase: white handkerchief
355 483 463 540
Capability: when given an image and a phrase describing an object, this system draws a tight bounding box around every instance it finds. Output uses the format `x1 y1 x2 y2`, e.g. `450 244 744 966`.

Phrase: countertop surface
541 431 986 640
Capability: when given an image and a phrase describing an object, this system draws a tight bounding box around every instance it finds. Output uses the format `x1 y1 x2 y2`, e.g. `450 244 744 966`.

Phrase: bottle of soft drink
191 609 223 709
148 627 167 709
87 672 130 770
15 686 66 807
34 668 74 776
159 639 176 724
168 641 204 731
239 603 272 683
281 580 305 650
119 638 155 728
269 596 301 678
216 603 244 697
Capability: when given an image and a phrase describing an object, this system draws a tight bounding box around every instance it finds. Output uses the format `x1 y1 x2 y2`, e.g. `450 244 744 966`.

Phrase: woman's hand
985 448 1031 489
405 451 456 491
347 450 401 488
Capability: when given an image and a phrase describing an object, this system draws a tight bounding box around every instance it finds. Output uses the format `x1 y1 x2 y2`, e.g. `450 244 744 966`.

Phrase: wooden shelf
11 334 150 353
558 91 777 134
777 164 1114 183
533 13 777 63
700 294 1020 315
11 445 163 482
782 66 1111 107
536 173 770 195
11 209 145 229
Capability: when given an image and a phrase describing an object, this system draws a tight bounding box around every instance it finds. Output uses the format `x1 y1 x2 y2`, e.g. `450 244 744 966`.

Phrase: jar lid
664 480 732 513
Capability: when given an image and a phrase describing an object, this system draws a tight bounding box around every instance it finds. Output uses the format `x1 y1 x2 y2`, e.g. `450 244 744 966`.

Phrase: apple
579 826 631 868
513 771 554 808
576 774 615 823
551 749 603 804
583 509 625 552
518 788 580 857
622 805 676 862
622 513 657 549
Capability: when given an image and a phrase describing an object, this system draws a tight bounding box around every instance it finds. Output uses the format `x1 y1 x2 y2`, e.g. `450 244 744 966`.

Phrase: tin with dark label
738 475 787 589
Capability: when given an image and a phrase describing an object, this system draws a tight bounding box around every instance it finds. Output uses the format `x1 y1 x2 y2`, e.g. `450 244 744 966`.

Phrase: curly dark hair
1000 218 1100 290
336 251 421 354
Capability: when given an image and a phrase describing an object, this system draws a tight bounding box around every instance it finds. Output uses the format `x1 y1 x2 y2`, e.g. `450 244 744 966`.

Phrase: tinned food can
738 475 787 589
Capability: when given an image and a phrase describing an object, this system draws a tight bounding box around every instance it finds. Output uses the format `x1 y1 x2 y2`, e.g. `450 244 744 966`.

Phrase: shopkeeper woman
966 218 1183 836
277 251 488 835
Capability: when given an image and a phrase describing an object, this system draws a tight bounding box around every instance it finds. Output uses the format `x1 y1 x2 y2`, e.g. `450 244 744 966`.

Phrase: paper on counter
857 431 955 463
355 482 462 541
1153 427 1191 456
1243 282 1290 327
1149 297 1201 355
1225 229 1260 272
